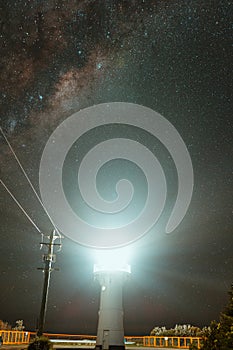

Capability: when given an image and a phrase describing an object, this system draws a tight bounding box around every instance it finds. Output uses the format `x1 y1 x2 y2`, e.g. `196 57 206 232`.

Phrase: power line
1 127 63 334
1 179 42 234
0 126 62 242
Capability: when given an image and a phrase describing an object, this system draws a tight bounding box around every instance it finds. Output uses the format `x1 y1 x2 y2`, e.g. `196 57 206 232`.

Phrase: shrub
28 336 53 350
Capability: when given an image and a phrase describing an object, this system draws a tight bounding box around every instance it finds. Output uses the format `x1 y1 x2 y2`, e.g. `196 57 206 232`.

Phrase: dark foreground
1 346 174 350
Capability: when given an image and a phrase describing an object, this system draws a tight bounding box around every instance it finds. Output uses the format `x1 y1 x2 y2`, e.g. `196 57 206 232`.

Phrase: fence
143 336 201 348
0 330 202 348
0 330 31 344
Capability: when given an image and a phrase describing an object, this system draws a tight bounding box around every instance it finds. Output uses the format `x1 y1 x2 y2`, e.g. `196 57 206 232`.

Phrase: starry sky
0 0 233 336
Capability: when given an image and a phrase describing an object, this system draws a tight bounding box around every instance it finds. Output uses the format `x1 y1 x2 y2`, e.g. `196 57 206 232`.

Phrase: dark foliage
28 336 53 350
199 284 233 350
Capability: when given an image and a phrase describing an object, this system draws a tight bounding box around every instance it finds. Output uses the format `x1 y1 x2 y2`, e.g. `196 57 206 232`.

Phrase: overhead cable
1 179 42 234
0 126 62 243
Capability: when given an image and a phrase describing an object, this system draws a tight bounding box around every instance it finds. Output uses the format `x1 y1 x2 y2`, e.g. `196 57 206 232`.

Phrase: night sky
0 0 233 336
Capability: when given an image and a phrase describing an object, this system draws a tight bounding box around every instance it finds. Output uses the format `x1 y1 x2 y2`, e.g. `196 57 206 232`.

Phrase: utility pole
37 229 60 336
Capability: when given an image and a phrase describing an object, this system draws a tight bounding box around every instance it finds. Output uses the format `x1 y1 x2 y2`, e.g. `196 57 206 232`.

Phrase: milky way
0 0 232 335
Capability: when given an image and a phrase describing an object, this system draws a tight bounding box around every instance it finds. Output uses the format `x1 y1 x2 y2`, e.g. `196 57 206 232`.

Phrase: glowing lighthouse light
94 249 131 350
38 103 194 349
94 249 131 273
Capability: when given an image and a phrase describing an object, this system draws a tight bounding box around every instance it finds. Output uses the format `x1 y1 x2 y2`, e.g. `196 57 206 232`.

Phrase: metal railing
143 335 201 349
0 330 202 349
0 330 31 344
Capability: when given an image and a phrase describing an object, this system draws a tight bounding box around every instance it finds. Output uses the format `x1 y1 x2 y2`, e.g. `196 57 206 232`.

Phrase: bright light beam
94 247 131 273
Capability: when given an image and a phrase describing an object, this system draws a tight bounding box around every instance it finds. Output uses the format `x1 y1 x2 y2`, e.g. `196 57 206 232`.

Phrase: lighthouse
94 262 131 350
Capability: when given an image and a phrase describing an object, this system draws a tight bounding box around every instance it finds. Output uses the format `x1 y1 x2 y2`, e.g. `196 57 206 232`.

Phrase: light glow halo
39 102 193 248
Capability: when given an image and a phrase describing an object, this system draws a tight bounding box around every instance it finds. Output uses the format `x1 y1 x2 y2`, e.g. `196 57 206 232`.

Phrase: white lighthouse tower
94 262 131 350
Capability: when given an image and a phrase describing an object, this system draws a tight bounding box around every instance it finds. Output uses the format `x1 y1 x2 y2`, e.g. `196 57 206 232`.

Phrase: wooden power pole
37 230 60 336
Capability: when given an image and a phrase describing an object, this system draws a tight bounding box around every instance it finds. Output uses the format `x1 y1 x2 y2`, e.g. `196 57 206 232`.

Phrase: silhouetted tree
150 324 206 337
0 320 11 330
13 320 25 331
199 284 233 350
